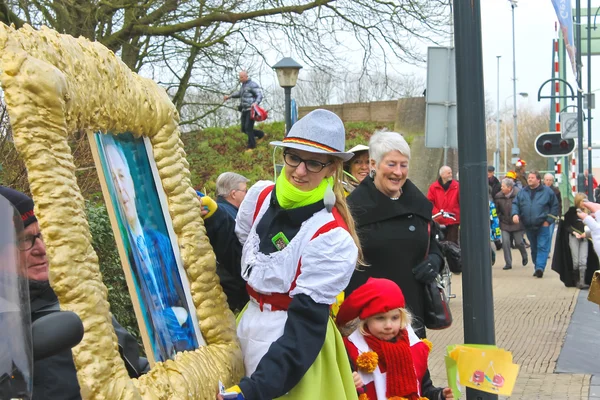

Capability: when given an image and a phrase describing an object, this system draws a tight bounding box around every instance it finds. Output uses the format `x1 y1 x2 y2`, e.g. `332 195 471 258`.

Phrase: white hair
368 131 411 166
544 173 555 181
502 178 514 188
216 172 249 197
439 165 451 177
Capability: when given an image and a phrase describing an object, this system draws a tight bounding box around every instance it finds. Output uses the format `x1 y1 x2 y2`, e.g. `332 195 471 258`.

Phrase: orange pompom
422 338 433 352
356 351 379 373
358 393 369 400
387 397 408 400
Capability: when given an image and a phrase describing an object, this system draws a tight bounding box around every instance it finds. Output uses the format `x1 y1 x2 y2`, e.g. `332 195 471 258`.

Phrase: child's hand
442 387 454 399
352 371 363 389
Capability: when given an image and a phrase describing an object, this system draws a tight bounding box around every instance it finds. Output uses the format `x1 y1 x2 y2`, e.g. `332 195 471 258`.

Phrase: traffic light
534 132 576 157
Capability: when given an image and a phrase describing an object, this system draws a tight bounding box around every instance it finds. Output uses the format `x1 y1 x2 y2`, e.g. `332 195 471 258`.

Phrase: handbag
250 104 268 121
589 270 600 306
421 222 453 330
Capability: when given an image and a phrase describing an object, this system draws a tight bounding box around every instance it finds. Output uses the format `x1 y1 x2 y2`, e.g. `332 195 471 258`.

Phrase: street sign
584 93 595 110
560 112 578 139
534 132 576 157
425 47 457 149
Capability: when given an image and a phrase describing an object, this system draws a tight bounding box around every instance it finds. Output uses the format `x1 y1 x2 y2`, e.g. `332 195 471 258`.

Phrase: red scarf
364 330 419 400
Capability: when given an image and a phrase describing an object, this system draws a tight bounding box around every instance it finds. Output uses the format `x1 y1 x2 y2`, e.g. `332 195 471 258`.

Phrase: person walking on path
488 166 501 199
427 166 460 244
494 179 528 270
552 193 599 289
224 70 265 152
512 171 559 278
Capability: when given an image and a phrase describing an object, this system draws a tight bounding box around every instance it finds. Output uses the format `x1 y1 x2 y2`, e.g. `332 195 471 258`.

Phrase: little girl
337 278 452 400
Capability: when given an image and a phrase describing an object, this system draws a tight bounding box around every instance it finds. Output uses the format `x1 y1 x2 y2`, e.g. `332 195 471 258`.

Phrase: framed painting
91 132 204 364
0 24 242 399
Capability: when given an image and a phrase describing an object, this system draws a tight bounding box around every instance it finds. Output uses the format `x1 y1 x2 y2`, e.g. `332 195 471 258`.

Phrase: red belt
246 284 292 312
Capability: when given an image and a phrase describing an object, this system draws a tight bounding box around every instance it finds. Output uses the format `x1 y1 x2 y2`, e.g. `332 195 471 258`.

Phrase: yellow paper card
457 348 520 396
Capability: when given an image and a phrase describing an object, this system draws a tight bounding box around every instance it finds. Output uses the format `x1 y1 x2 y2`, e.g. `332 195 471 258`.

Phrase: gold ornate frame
0 24 243 399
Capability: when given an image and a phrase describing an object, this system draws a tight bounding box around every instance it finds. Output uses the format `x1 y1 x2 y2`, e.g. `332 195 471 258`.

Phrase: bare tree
486 106 550 172
2 0 450 128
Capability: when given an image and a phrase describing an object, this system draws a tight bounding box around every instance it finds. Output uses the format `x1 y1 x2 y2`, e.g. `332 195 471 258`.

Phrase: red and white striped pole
571 157 577 194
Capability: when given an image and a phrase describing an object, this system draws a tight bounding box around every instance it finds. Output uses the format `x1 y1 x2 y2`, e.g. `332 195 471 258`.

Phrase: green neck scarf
276 173 333 209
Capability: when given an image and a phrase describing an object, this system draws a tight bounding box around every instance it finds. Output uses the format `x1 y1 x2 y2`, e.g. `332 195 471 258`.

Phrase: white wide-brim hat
347 144 369 154
270 109 354 162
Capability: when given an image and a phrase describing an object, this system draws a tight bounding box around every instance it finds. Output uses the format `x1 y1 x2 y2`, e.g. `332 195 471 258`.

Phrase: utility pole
587 0 594 196
509 0 520 165
496 55 501 172
576 0 585 192
453 1 497 399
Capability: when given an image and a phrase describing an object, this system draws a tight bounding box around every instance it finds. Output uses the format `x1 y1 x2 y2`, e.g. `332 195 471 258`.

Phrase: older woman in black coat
345 131 443 339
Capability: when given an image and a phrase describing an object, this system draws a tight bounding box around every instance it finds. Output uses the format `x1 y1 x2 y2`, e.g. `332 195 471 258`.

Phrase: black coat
346 177 441 324
30 283 147 400
551 207 599 287
30 285 81 400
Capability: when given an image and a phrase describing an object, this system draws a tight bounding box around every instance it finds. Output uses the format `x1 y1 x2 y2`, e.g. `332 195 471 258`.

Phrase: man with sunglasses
0 186 147 399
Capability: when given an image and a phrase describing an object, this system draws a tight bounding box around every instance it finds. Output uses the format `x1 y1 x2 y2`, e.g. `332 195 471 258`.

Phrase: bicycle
432 210 460 303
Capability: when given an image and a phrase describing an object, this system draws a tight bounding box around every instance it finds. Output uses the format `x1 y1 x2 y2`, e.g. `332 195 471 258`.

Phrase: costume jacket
205 180 358 400
551 207 598 287
511 185 559 230
343 327 431 400
427 179 460 226
346 177 442 325
494 188 525 232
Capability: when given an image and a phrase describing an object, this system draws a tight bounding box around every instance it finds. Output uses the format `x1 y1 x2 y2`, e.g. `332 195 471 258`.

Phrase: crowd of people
4 103 599 399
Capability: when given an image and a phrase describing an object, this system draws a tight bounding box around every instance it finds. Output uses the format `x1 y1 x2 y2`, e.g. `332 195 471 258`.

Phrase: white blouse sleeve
584 211 600 256
290 228 358 305
235 180 274 245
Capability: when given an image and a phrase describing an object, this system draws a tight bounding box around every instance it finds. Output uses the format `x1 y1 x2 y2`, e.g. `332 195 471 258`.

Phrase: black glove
412 254 443 283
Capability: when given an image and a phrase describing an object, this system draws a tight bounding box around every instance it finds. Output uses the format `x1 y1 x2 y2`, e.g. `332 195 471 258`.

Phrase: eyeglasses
18 232 43 251
283 152 332 173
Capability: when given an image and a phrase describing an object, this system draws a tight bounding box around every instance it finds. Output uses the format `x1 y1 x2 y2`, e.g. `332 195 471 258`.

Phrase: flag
551 0 577 75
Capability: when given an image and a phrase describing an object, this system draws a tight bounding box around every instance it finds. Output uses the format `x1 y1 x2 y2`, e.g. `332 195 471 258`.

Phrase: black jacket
30 283 147 400
551 207 599 287
346 177 442 324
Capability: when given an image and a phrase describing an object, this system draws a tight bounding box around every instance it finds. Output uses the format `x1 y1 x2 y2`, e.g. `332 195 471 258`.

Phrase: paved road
426 242 598 399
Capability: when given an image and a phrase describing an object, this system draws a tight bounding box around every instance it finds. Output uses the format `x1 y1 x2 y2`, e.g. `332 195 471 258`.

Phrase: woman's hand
352 371 363 389
442 387 454 399
574 232 586 239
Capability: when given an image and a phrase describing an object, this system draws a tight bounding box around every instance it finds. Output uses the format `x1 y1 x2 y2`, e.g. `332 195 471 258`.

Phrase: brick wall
298 98 426 134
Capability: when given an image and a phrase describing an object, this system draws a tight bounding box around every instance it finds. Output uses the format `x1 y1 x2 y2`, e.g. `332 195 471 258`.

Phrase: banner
551 0 577 75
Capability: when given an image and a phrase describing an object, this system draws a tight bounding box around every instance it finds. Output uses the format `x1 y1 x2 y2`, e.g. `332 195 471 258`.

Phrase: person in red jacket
337 278 452 400
427 166 460 243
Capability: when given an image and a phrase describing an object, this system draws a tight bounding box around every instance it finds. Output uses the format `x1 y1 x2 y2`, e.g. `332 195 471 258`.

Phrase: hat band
282 137 339 153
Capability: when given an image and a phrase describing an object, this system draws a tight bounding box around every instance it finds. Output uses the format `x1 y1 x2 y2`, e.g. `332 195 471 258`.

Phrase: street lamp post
500 92 528 171
272 57 303 135
495 55 501 173
509 0 520 164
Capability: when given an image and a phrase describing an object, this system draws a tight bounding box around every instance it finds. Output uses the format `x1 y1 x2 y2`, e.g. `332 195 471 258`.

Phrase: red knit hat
337 278 405 327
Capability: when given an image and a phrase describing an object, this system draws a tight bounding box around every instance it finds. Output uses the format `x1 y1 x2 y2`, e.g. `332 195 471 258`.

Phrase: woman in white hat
207 109 361 400
343 144 370 196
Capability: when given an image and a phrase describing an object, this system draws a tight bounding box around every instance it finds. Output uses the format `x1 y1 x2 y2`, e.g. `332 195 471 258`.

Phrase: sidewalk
427 245 593 399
